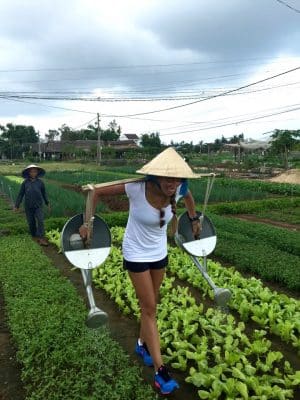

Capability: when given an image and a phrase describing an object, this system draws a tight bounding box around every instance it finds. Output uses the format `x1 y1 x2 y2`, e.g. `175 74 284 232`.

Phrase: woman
80 147 201 395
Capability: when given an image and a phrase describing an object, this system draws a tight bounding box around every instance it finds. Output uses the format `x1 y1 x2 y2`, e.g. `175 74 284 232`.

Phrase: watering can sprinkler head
86 307 108 329
213 287 232 308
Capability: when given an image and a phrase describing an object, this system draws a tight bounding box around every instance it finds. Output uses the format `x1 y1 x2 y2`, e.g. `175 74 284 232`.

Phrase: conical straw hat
136 147 201 179
22 164 45 178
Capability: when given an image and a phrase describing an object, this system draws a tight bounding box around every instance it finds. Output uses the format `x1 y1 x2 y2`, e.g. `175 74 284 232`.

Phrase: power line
102 65 300 117
274 0 300 13
0 95 97 115
71 116 98 130
0 70 261 86
0 55 296 73
159 105 300 137
152 102 300 132
1 66 299 127
2 80 299 102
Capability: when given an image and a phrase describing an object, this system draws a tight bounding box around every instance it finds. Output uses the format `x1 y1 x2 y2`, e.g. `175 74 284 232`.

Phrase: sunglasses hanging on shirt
159 209 165 228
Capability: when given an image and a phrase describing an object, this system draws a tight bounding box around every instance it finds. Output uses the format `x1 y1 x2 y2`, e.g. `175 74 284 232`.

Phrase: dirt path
231 214 300 231
268 169 300 184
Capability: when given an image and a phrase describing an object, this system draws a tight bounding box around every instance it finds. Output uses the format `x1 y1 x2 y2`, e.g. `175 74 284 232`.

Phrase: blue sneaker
154 365 179 395
135 341 153 367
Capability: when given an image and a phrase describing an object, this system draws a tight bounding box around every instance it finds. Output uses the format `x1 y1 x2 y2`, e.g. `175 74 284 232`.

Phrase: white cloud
0 0 300 144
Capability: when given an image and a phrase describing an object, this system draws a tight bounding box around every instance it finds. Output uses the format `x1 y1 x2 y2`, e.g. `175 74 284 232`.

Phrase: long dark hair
145 175 187 235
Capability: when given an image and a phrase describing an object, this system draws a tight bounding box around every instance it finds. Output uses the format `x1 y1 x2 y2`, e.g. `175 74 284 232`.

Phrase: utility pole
96 113 101 165
10 130 13 161
38 132 41 161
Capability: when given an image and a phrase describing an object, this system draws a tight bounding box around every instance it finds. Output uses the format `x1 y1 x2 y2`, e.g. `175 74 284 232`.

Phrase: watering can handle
84 185 95 246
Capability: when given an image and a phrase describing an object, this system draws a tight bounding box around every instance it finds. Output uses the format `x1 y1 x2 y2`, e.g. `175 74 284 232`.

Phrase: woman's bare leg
128 269 165 371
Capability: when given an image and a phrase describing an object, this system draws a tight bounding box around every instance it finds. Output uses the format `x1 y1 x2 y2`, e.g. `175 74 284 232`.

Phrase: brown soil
231 214 300 231
267 169 300 184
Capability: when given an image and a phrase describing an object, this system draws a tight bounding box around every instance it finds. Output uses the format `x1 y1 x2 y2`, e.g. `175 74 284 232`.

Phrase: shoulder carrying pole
81 177 144 193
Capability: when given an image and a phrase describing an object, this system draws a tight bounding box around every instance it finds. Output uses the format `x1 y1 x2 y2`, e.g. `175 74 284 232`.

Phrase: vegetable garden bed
1 163 300 399
0 234 159 400
45 226 300 400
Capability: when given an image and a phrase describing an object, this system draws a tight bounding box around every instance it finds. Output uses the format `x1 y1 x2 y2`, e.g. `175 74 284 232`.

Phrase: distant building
30 139 139 160
223 140 272 163
119 133 140 144
224 140 271 151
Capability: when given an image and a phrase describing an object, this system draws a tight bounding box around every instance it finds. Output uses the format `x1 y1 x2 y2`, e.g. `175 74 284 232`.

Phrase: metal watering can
175 211 231 308
61 213 111 328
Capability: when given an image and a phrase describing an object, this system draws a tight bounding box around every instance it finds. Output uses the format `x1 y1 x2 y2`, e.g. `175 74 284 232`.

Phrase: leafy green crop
210 213 300 256
0 235 158 400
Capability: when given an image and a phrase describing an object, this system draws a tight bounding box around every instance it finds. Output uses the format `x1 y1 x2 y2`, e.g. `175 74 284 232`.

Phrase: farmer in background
14 164 50 246
79 147 201 395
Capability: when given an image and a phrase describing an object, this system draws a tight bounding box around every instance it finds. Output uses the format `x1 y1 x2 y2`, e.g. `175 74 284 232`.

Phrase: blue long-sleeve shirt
15 178 49 209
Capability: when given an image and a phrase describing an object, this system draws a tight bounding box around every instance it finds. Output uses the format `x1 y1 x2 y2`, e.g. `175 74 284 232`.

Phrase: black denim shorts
123 255 168 273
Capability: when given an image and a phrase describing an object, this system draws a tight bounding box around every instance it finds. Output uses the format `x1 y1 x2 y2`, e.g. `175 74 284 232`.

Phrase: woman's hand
79 224 88 239
191 219 201 239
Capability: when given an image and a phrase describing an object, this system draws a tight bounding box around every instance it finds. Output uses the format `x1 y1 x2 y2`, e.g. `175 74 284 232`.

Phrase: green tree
269 129 300 169
0 123 39 158
46 129 60 141
108 119 121 135
82 120 120 142
229 133 244 144
59 124 77 141
102 119 121 142
140 132 162 149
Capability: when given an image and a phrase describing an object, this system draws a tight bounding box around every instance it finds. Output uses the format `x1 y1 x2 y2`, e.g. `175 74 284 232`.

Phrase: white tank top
122 181 181 262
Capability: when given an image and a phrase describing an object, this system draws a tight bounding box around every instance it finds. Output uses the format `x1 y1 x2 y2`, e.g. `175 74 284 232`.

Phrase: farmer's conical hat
22 164 45 178
136 147 201 179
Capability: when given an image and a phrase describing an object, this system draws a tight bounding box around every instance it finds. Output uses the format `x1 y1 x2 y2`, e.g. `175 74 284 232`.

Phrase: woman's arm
183 190 201 239
183 190 197 219
40 181 49 206
91 183 126 215
14 181 25 210
79 183 126 238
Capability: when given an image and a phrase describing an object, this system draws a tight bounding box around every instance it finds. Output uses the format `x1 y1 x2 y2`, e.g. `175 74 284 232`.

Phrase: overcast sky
1 0 300 144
